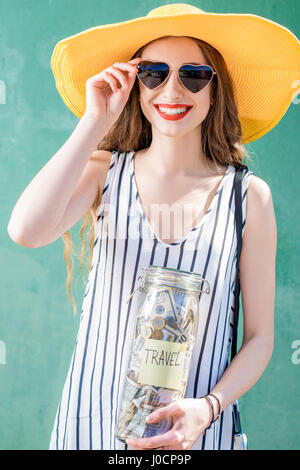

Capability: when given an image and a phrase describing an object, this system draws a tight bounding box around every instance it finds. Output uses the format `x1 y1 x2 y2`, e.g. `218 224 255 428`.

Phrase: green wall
1 0 299 450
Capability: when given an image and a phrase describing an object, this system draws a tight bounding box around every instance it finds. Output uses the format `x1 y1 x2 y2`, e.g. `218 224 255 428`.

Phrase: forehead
141 36 206 64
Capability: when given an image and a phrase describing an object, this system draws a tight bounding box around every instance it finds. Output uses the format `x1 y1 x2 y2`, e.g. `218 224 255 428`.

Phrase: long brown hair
62 35 252 315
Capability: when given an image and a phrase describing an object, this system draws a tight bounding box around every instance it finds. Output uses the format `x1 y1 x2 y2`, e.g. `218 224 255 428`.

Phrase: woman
7 4 299 450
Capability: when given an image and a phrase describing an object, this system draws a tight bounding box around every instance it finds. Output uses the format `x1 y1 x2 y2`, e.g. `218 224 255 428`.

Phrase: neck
143 125 223 177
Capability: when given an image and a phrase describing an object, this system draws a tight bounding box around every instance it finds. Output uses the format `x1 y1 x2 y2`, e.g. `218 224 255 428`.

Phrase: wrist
81 112 114 133
207 392 222 421
199 392 222 433
199 396 214 432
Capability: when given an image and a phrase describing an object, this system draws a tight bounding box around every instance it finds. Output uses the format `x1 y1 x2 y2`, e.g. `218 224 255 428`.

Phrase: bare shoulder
247 174 274 206
244 173 277 242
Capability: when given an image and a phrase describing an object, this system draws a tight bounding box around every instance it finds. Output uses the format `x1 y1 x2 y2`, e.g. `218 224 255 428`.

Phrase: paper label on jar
137 338 187 390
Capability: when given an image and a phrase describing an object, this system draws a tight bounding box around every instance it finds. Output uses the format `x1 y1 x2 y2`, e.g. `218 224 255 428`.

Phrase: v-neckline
130 151 232 248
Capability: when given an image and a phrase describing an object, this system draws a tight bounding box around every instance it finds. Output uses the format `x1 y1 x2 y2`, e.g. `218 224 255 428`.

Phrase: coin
151 329 163 340
152 316 165 330
141 325 153 338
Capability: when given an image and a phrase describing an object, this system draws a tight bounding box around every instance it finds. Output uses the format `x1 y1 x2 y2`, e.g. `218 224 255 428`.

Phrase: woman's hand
125 398 212 450
84 57 142 123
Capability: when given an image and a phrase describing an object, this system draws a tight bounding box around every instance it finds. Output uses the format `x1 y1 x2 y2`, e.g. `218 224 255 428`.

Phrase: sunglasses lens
137 61 169 89
179 65 213 93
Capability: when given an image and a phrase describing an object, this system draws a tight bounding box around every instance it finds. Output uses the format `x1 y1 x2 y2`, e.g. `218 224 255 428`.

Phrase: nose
161 69 185 94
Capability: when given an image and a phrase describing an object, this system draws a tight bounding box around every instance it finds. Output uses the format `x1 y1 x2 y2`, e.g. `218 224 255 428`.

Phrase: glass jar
115 265 210 443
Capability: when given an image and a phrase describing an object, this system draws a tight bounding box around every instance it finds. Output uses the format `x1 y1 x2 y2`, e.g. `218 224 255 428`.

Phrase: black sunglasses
136 60 216 93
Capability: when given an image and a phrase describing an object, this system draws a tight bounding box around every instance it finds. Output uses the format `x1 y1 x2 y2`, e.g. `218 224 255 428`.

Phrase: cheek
139 100 149 121
198 86 211 106
194 90 212 117
139 92 156 121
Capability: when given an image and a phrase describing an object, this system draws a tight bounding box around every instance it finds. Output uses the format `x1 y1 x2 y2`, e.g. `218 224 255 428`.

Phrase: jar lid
142 265 210 295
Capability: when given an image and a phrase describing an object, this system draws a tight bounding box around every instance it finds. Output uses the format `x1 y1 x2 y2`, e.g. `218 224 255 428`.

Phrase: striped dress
49 150 254 450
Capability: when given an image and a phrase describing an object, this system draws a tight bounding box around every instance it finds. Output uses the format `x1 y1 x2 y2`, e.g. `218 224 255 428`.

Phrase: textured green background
1 0 299 450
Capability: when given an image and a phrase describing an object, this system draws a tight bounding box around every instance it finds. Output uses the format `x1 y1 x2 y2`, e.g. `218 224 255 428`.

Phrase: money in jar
115 265 210 443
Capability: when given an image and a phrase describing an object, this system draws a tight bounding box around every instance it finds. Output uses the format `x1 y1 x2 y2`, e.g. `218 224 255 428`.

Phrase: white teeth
157 106 189 115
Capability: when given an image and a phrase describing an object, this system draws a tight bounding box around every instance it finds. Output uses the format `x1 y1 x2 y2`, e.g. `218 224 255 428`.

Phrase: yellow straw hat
51 3 300 144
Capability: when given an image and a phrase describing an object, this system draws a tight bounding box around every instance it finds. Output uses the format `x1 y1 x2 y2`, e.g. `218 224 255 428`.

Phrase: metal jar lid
126 265 210 304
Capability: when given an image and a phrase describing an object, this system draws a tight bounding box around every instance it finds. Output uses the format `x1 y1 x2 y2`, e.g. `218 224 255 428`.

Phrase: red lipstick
154 104 193 121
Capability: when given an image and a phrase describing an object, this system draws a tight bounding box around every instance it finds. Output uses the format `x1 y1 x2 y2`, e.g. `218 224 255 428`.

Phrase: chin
153 125 192 138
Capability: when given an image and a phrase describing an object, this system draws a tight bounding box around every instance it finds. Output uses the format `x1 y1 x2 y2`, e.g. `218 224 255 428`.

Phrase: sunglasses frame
135 60 217 94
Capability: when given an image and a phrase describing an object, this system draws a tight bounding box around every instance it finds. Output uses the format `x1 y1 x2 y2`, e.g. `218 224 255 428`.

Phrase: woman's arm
7 113 112 248
210 174 277 412
126 175 277 450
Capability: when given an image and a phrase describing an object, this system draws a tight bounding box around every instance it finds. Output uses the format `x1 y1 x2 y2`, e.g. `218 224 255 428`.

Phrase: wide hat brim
51 3 300 144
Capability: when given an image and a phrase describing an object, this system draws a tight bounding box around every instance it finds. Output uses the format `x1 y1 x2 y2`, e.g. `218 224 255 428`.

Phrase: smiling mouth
154 104 193 121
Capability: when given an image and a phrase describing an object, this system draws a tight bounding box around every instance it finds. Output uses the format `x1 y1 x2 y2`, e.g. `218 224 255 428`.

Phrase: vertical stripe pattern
49 151 254 450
